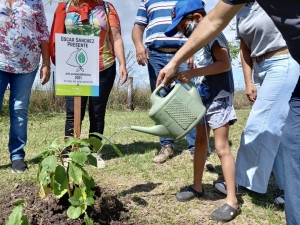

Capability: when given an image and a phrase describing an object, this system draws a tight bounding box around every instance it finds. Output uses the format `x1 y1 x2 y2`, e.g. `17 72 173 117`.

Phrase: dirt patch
0 182 130 225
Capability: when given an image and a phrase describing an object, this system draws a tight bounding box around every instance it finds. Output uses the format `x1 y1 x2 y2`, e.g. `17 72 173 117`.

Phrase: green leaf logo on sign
66 48 88 72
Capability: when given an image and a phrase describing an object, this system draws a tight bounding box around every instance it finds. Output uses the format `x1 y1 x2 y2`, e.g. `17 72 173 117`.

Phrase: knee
215 143 231 158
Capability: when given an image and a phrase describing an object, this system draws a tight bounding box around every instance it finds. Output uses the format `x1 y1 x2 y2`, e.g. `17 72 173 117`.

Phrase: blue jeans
281 79 300 225
0 69 37 161
147 48 196 152
235 54 299 193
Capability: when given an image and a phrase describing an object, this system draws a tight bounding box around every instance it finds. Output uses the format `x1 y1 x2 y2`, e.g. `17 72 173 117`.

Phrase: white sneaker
92 153 106 168
274 195 285 205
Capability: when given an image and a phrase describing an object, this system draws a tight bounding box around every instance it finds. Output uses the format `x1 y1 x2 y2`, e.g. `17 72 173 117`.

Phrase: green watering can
131 81 206 140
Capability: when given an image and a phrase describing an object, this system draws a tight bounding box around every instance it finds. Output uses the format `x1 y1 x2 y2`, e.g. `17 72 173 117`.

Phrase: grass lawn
0 108 285 224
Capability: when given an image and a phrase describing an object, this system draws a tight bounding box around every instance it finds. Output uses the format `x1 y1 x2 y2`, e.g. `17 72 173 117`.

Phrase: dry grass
0 109 285 224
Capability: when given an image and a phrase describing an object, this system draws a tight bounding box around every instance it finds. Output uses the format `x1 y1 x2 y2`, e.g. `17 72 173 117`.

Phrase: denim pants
281 73 300 225
235 54 299 193
147 48 196 152
0 69 37 161
65 63 116 138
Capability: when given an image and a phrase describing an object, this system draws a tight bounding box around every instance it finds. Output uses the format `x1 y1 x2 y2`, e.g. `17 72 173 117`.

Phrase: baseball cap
165 0 204 37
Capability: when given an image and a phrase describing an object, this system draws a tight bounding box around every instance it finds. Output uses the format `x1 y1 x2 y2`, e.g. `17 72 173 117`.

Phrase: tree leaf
82 173 95 192
39 168 51 186
67 206 82 219
41 155 57 173
69 152 87 165
64 138 87 147
85 197 95 206
86 154 97 167
84 213 94 225
53 165 68 198
20 215 29 225
68 162 82 185
78 146 91 156
83 137 102 152
89 132 122 156
12 200 25 207
39 184 51 199
6 206 22 225
31 149 55 160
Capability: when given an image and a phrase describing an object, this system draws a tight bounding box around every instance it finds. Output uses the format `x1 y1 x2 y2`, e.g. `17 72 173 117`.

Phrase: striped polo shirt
134 0 187 49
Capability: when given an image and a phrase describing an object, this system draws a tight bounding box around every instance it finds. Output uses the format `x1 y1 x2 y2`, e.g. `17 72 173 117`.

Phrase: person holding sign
0 0 50 173
50 0 128 149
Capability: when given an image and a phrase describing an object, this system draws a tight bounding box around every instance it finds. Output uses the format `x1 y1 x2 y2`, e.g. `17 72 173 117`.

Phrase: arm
157 1 245 87
111 27 128 84
132 24 149 66
177 43 231 83
240 39 256 102
40 41 51 85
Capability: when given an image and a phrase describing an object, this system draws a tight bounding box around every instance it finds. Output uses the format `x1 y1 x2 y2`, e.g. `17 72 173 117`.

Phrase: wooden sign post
74 96 81 138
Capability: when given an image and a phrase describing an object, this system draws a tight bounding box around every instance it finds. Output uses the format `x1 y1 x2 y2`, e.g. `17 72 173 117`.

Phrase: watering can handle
153 73 179 97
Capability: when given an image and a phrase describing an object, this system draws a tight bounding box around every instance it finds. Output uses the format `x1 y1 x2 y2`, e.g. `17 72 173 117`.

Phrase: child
164 0 240 222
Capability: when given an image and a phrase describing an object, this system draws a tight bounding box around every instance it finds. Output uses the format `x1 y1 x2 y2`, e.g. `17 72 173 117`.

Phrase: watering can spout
130 125 171 138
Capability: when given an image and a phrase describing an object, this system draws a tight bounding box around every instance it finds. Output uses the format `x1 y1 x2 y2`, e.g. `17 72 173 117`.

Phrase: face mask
183 21 198 38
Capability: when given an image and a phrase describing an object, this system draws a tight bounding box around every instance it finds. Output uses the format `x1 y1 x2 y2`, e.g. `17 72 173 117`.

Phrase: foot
215 182 248 195
153 145 174 164
12 159 28 173
211 203 241 222
91 153 106 168
176 185 204 202
274 195 285 205
205 160 215 171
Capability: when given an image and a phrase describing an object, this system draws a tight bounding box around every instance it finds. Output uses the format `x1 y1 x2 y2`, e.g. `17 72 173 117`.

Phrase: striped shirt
134 0 186 48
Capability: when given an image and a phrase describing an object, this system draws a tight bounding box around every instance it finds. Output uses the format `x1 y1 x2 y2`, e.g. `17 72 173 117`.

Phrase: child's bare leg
213 123 238 209
193 125 209 192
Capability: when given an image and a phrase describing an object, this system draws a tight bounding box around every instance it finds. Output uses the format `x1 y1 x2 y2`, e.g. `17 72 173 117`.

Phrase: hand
136 44 149 66
186 55 194 70
156 61 179 87
119 64 128 85
177 71 192 83
245 82 257 102
40 64 51 85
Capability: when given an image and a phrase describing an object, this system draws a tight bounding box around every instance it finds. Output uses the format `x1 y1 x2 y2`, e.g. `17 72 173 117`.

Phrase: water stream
107 126 131 140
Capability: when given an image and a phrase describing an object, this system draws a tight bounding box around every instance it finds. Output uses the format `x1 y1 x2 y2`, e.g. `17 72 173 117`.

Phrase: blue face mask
183 21 198 38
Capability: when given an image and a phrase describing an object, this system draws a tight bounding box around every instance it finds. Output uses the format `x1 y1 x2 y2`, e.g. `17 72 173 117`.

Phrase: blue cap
165 0 204 37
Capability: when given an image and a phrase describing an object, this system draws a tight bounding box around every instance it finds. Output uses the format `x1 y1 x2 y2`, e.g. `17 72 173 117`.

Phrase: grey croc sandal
176 185 204 202
211 203 241 222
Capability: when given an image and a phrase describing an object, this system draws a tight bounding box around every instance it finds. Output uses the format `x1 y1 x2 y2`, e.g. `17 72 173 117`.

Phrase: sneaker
274 195 285 205
92 153 106 168
211 203 241 222
215 182 248 195
153 145 174 164
176 185 204 202
12 159 28 173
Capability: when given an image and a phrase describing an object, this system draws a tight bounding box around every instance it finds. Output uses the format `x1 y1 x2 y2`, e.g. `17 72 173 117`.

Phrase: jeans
235 54 299 193
0 69 37 161
65 63 116 138
147 48 196 152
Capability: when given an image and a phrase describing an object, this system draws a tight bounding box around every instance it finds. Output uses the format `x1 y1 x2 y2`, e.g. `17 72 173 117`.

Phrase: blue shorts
199 94 237 129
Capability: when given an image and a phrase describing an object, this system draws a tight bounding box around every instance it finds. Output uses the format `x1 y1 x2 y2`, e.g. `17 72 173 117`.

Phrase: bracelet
41 63 51 67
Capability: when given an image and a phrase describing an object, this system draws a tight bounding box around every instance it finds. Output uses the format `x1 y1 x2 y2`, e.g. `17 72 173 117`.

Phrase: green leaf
31 149 55 160
20 215 29 225
84 137 102 152
82 173 95 192
68 162 82 185
78 146 91 156
39 168 51 186
6 206 22 225
41 155 57 173
67 206 82 219
77 52 86 64
53 165 68 198
64 138 87 148
85 197 95 206
86 154 97 167
50 138 62 151
12 200 25 207
69 152 87 165
89 132 122 156
84 213 94 225
36 163 42 182
68 196 80 206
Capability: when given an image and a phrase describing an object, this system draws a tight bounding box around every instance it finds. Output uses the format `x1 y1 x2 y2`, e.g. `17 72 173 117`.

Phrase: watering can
130 81 206 140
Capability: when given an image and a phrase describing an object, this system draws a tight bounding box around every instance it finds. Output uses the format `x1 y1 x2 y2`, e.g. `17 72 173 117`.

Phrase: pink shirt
0 0 49 74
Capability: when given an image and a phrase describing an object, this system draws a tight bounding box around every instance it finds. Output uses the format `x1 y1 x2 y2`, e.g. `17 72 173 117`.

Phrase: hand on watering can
177 70 193 83
156 60 180 87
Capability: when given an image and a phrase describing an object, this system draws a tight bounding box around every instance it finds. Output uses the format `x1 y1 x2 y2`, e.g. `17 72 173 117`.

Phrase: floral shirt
0 0 49 74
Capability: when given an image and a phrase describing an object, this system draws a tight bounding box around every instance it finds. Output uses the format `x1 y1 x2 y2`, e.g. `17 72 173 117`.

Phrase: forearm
132 25 145 48
171 1 244 66
41 40 50 66
240 40 253 85
114 38 126 67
